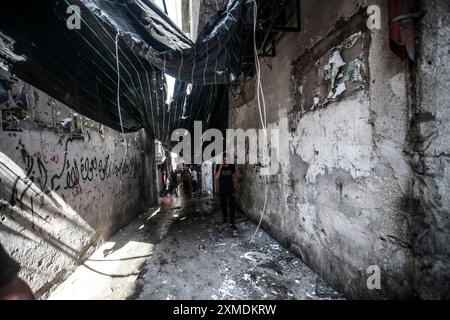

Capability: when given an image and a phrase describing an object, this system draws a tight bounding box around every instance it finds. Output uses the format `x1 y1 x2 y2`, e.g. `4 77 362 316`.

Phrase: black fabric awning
0 0 249 144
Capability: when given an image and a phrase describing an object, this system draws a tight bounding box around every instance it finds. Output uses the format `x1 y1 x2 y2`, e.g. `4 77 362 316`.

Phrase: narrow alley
48 196 343 300
0 0 449 304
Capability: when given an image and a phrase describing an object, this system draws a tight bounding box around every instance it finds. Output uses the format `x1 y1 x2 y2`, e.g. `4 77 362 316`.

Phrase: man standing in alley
215 153 238 230
0 242 34 300
191 167 198 197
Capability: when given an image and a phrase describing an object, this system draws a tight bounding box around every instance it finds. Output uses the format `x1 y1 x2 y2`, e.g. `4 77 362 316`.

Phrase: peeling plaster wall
0 70 158 297
201 160 214 195
227 0 446 299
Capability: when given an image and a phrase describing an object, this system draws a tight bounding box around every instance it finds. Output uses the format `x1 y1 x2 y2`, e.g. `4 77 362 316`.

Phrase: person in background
182 169 191 196
0 242 34 300
215 153 238 230
191 167 198 196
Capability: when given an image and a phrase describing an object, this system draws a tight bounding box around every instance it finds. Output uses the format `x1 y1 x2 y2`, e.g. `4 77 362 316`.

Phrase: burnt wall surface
229 0 449 299
0 69 158 297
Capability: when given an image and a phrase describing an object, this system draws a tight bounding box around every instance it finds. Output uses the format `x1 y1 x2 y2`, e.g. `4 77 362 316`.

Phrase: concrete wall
229 0 449 299
0 69 158 297
410 0 450 299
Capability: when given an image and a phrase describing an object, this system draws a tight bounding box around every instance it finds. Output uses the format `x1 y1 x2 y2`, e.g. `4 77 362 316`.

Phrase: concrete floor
48 196 344 300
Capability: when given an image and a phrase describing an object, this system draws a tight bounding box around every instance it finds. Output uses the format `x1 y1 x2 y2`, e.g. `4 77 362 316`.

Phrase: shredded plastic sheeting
0 0 249 144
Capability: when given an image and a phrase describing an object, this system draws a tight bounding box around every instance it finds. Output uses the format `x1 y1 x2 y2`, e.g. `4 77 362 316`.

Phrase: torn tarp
81 0 248 84
0 0 249 144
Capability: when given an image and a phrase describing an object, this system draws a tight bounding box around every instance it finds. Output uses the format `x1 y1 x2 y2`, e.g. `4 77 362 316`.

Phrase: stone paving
49 195 344 300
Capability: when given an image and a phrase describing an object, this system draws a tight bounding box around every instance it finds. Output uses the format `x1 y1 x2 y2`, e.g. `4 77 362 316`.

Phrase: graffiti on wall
1 70 144 236
48 138 141 191
4 137 141 232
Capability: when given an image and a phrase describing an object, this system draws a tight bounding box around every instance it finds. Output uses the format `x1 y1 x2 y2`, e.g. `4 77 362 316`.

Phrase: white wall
228 0 421 299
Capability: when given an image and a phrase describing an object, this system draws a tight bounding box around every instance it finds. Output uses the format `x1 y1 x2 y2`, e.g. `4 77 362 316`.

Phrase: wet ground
48 196 344 300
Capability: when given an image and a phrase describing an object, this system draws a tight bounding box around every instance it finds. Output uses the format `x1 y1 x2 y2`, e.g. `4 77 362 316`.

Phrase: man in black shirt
0 242 34 300
215 153 238 230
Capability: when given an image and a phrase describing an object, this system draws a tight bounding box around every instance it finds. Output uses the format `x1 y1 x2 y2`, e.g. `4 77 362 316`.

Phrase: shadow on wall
0 150 93 258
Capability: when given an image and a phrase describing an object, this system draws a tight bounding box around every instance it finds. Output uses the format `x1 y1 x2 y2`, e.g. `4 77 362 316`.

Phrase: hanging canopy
0 0 249 144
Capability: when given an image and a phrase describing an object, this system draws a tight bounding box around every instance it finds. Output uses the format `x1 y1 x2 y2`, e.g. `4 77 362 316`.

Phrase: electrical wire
250 0 269 243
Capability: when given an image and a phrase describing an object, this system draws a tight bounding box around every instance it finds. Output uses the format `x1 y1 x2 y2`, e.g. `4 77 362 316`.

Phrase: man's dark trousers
220 192 235 224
